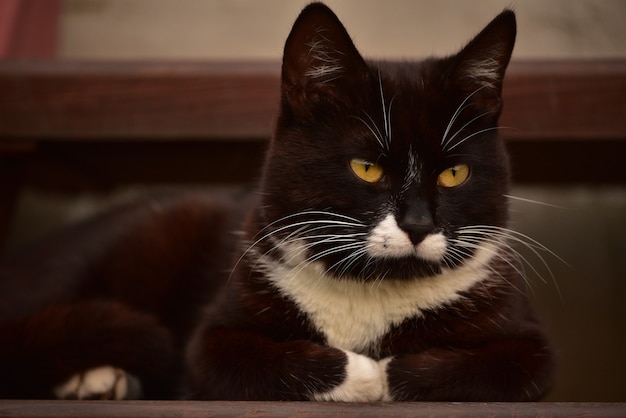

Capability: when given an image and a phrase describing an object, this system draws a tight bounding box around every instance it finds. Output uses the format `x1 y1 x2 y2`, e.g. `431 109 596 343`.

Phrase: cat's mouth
366 214 447 263
262 211 484 281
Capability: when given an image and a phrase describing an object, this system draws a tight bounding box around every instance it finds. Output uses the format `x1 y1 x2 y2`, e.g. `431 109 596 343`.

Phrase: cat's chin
330 258 444 282
270 235 468 282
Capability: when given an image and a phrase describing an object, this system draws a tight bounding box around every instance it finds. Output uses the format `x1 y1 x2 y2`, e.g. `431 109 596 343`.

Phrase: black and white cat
0 3 554 401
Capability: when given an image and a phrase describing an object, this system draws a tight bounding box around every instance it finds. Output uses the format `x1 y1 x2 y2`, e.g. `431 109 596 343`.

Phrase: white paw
378 357 393 401
53 365 143 400
313 351 386 402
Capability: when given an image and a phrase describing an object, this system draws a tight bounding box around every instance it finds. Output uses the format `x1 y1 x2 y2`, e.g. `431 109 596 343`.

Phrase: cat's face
258 3 516 280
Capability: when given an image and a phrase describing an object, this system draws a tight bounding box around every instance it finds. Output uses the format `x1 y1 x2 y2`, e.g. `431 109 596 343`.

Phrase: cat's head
258 2 516 280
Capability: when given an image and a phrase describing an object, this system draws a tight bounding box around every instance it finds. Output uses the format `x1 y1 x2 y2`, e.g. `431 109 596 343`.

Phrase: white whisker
442 110 494 151
352 114 386 151
455 225 568 302
378 69 389 147
229 210 368 282
504 194 568 209
446 126 502 151
441 86 489 148
450 238 528 296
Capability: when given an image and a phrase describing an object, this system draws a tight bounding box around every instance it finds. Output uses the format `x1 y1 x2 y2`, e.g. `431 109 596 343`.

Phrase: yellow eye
350 159 384 183
437 164 470 187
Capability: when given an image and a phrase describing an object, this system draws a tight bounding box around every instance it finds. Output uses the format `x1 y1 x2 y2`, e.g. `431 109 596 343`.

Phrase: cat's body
0 3 554 401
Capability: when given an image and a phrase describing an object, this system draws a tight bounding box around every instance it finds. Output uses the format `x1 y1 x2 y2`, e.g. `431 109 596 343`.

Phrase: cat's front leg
312 351 388 402
186 328 386 401
382 335 554 401
53 366 142 400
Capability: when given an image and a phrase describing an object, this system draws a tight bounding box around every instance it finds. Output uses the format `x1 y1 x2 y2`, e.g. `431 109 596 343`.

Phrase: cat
0 2 555 401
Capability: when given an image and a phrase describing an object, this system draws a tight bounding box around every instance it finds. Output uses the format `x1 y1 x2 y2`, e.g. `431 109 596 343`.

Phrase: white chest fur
259 242 496 353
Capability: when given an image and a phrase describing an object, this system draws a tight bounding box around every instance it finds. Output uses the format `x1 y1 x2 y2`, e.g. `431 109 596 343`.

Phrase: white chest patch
258 241 497 353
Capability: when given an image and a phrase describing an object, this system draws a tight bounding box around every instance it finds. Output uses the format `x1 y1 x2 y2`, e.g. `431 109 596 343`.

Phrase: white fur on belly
260 239 497 353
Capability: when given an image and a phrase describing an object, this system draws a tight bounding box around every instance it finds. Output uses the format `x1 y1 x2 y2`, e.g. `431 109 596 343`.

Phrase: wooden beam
502 60 626 141
0 400 624 418
0 61 280 141
0 60 624 141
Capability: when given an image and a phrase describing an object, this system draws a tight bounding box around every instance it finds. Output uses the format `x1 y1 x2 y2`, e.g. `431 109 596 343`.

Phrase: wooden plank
0 60 624 141
0 61 280 140
502 60 626 141
0 400 625 418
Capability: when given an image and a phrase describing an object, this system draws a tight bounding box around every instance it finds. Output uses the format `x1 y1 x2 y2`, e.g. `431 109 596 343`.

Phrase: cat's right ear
281 3 370 118
447 10 516 115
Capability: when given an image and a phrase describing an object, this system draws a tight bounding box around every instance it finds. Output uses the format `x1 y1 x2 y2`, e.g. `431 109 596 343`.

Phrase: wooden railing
1 399 625 417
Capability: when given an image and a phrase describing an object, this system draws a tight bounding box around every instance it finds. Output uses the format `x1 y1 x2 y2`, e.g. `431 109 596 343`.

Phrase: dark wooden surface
0 61 280 141
1 400 625 418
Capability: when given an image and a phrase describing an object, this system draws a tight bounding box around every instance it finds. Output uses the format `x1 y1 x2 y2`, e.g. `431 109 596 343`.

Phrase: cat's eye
350 159 385 183
437 164 470 188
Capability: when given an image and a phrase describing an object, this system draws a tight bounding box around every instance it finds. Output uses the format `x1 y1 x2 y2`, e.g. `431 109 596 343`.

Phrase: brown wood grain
0 400 625 418
502 60 626 141
0 61 280 141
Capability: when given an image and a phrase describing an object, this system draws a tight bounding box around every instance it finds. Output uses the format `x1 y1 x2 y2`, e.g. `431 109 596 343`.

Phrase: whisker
293 242 366 277
450 238 529 296
442 110 494 151
441 86 489 148
446 126 503 151
377 69 390 149
457 225 570 268
229 210 367 281
352 114 386 151
330 246 371 278
504 194 568 209
387 94 397 144
456 225 568 302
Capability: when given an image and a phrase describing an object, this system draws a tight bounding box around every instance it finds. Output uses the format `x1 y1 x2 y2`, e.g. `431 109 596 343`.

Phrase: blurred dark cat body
0 3 554 401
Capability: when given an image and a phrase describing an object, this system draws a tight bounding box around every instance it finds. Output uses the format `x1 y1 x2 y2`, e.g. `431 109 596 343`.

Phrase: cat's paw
53 365 142 400
378 357 393 401
313 351 385 402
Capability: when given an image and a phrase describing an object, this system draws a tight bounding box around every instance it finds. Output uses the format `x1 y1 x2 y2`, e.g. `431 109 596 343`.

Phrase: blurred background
2 0 626 402
58 0 625 60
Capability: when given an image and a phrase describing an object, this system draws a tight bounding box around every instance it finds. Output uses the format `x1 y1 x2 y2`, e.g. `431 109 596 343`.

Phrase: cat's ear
281 3 370 118
448 10 516 113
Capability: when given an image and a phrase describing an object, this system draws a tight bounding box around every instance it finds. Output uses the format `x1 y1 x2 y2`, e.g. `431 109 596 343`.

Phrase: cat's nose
398 209 435 245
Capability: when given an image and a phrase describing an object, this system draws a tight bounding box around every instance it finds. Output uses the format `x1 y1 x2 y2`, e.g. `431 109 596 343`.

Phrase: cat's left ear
449 10 516 113
281 3 370 118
